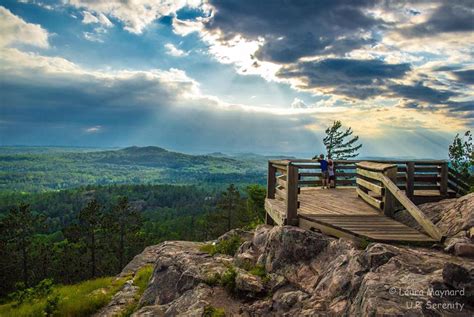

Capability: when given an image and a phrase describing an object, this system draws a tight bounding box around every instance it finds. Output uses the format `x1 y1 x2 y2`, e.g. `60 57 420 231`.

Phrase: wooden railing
266 160 299 225
448 167 470 195
355 162 397 217
355 161 443 241
267 158 461 230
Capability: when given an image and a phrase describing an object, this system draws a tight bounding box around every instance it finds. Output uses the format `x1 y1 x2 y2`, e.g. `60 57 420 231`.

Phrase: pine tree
217 184 242 232
0 204 42 287
245 184 266 223
108 197 142 271
322 121 362 160
78 200 103 278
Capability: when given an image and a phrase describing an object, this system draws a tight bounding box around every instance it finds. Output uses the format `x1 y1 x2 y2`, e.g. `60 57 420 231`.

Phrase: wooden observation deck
265 159 469 244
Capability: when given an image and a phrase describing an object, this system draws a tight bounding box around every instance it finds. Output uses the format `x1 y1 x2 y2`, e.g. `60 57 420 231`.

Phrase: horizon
0 1 473 158
0 144 450 160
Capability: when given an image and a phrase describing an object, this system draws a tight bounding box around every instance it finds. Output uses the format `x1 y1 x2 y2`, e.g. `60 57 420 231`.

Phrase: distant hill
0 146 266 192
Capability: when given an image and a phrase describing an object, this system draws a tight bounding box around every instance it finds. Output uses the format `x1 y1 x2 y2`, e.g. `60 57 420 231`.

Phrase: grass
120 265 154 317
202 305 226 317
199 235 243 256
0 276 127 317
204 267 237 295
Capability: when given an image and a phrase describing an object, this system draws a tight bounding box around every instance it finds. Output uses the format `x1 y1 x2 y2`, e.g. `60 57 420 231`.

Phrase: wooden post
406 162 415 199
267 162 276 199
333 161 337 188
265 211 275 225
439 162 448 197
383 166 397 217
286 163 299 226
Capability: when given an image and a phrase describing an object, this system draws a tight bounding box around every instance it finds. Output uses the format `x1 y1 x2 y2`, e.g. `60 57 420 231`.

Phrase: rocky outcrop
395 193 474 257
94 245 162 317
129 224 474 316
96 193 474 316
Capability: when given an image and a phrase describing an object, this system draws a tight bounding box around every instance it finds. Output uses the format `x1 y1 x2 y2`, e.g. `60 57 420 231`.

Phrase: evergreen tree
78 200 103 278
217 184 243 232
245 185 266 223
449 130 473 179
321 121 362 159
108 197 142 271
0 204 43 287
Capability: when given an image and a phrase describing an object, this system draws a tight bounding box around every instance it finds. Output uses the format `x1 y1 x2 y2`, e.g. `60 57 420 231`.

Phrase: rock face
395 193 474 257
130 226 474 316
113 194 474 316
94 245 162 317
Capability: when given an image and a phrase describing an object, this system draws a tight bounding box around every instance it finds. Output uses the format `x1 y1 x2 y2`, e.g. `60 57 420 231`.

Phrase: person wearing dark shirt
316 154 329 189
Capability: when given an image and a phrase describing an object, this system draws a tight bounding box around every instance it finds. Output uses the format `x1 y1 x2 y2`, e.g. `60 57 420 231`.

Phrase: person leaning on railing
328 158 335 188
313 154 329 189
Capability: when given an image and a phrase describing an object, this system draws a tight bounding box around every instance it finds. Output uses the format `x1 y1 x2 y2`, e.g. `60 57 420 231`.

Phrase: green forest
0 146 270 192
0 182 267 298
0 146 272 302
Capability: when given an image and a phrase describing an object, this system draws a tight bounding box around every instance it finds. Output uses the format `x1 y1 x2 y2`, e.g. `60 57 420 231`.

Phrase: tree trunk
91 231 96 278
22 240 28 287
119 226 124 271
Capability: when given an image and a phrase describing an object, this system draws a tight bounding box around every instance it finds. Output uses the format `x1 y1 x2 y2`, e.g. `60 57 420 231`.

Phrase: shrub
43 293 61 316
203 305 226 317
249 265 268 280
9 279 54 305
200 235 243 257
199 243 217 255
203 267 237 294
215 235 243 256
220 267 237 294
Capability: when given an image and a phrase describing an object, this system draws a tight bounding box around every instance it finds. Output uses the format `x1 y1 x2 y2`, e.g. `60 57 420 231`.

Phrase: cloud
390 82 457 104
164 43 188 57
290 98 308 109
0 6 49 48
278 58 410 99
398 2 474 38
82 11 113 27
452 69 474 85
203 0 381 64
67 0 200 34
85 126 102 133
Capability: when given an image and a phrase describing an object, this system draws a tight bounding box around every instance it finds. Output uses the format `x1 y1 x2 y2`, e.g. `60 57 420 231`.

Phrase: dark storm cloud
400 2 474 37
0 67 321 152
205 0 382 63
390 83 457 104
277 58 410 99
453 69 474 85
0 73 180 125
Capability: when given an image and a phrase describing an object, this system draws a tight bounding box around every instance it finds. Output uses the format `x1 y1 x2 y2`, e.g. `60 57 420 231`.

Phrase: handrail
356 161 443 241
379 173 443 241
267 158 459 236
447 167 470 195
266 161 299 225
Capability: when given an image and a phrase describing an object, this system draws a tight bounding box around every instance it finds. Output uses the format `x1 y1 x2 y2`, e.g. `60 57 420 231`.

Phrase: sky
0 0 473 158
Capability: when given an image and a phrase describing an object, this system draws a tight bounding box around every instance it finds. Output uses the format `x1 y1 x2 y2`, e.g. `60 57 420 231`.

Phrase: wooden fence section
266 160 299 226
355 162 443 241
448 167 470 195
265 158 467 243
269 159 458 203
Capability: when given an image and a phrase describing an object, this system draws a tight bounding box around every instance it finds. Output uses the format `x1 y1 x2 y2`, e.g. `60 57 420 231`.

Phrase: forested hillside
0 146 270 192
0 183 266 297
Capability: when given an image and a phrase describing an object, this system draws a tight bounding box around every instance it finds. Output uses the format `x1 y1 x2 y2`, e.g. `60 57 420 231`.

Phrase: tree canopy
320 121 362 160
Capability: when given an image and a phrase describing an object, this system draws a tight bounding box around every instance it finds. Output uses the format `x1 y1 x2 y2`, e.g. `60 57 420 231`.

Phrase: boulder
121 195 474 316
235 270 264 295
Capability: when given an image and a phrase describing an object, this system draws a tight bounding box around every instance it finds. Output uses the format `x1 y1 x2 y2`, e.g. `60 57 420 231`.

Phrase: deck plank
265 187 436 243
